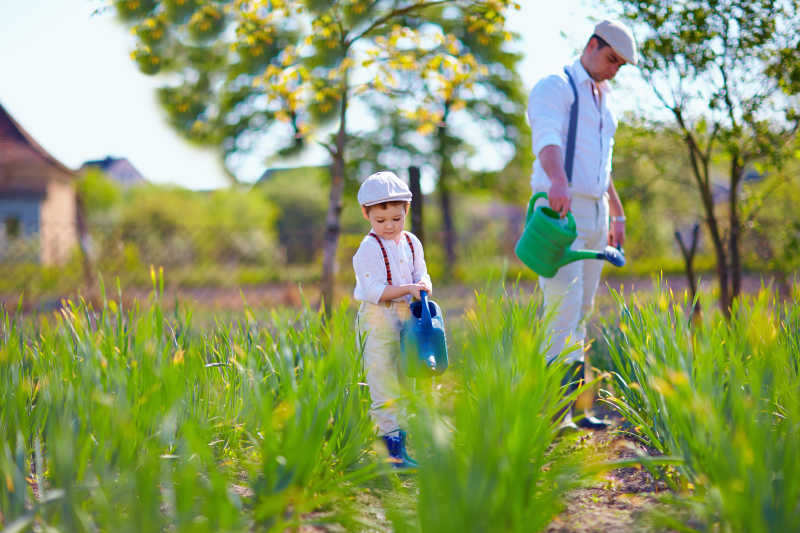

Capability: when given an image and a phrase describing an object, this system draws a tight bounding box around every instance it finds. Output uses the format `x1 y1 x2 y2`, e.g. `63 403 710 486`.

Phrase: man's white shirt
527 59 618 200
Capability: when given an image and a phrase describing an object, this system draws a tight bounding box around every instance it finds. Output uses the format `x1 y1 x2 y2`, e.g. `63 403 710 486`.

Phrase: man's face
583 38 626 82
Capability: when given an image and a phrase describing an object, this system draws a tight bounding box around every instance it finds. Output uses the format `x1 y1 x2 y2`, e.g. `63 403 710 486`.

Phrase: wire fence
1 206 527 309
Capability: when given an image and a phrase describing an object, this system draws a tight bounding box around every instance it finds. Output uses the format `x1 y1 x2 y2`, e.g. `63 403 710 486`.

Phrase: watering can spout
563 246 626 268
565 249 602 263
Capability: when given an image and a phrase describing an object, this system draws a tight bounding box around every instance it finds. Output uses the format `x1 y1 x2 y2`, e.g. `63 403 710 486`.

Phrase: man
527 20 636 430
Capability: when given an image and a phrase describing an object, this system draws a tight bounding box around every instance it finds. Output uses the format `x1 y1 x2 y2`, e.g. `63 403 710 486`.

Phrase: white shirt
527 59 618 200
352 231 432 304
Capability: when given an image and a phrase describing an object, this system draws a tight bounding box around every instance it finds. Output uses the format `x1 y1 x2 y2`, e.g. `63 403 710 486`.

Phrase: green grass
598 282 800 532
401 287 588 532
2 276 797 532
0 274 376 531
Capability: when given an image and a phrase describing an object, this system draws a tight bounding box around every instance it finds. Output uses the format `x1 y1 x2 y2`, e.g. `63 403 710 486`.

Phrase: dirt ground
348 423 672 533
545 428 671 533
5 272 792 314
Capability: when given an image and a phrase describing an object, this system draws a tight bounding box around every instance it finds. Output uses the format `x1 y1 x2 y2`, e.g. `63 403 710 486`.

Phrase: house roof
0 101 75 194
81 156 147 185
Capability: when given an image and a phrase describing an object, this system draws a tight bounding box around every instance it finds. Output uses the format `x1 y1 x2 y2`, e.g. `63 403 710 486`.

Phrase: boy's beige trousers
357 301 411 435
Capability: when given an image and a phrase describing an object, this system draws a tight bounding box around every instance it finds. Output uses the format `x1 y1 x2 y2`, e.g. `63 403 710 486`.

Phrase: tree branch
347 0 455 45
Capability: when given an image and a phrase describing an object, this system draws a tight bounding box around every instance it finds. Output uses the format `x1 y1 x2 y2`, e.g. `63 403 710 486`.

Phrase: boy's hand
407 282 428 300
419 280 432 296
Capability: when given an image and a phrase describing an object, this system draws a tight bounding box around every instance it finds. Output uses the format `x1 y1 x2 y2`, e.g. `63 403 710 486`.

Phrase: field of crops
1 275 798 532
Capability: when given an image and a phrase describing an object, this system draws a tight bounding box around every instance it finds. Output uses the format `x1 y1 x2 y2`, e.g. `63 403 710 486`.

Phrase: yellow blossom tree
112 0 520 313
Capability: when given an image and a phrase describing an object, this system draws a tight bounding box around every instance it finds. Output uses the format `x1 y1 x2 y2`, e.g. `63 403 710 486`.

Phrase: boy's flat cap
357 171 413 206
594 19 638 65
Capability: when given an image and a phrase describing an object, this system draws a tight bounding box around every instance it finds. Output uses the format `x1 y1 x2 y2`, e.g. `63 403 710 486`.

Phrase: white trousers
537 194 609 364
357 301 410 435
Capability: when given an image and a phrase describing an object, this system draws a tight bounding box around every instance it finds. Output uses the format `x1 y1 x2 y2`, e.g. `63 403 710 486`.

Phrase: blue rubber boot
382 430 418 469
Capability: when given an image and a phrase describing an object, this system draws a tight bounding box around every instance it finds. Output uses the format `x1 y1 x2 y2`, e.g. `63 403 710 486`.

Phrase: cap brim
362 195 412 206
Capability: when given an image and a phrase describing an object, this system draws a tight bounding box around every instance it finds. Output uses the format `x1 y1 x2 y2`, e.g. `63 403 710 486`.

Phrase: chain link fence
1 198 528 310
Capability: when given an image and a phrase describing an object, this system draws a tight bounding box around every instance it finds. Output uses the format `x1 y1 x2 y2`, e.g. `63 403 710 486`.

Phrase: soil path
546 429 669 533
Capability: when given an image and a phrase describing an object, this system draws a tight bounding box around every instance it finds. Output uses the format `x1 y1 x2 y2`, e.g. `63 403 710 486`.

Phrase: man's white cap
357 171 412 206
594 19 638 66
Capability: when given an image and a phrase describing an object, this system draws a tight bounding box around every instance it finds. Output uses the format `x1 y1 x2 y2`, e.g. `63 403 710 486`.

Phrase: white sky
0 0 652 190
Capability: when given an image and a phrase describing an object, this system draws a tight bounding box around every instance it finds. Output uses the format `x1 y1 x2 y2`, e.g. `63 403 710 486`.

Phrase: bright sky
0 0 651 190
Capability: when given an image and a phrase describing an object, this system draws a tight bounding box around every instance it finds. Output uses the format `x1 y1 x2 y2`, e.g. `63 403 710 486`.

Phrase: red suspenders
369 232 415 285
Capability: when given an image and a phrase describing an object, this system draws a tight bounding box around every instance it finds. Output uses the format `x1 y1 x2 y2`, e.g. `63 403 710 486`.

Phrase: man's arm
607 178 625 247
538 145 571 217
528 75 572 217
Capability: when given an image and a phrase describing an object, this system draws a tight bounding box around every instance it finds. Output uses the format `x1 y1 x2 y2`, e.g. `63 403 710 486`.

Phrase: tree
111 0 519 314
344 4 528 272
607 0 800 316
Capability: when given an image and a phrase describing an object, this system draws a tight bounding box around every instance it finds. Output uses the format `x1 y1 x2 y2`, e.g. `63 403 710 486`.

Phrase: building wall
0 194 42 262
0 194 41 237
40 178 77 265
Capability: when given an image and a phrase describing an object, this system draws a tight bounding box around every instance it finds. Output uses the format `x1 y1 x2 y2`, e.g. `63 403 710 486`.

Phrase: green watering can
515 192 626 278
400 290 448 376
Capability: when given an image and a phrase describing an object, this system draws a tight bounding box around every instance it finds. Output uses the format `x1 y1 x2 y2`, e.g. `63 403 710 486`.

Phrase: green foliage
744 149 800 276
400 287 587 532
112 0 522 177
611 119 696 263
77 169 122 217
605 0 800 311
109 184 283 267
0 281 376 530
599 283 800 532
255 166 329 263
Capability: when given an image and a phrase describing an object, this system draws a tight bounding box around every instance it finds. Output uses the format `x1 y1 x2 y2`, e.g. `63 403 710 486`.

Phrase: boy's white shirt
352 231 432 304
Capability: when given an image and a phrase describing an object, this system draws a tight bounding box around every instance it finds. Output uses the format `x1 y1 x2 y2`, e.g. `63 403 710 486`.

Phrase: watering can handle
525 192 549 222
525 192 576 226
419 290 433 328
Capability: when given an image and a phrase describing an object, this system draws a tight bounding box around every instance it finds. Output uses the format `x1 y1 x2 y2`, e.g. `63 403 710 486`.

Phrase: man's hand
608 220 626 248
548 179 572 218
538 145 571 218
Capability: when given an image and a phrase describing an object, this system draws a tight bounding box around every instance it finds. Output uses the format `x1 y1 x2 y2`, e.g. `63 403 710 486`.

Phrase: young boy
353 170 432 468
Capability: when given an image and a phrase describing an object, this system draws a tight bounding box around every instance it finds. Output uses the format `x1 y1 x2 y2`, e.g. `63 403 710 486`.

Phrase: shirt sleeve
408 233 432 290
353 239 388 304
527 74 572 157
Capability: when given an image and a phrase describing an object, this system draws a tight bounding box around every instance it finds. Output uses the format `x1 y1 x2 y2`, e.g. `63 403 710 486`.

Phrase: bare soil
546 429 671 533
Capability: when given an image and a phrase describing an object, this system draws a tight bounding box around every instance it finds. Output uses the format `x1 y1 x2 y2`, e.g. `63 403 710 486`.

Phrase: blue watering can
400 290 448 375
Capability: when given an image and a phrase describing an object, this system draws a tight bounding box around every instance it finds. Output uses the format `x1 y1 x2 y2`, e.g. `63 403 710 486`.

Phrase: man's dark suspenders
564 67 579 185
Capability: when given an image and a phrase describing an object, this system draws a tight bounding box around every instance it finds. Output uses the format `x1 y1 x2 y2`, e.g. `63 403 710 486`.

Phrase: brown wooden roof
0 101 75 194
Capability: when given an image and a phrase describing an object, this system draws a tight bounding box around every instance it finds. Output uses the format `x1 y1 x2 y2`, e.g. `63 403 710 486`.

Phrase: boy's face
362 203 408 242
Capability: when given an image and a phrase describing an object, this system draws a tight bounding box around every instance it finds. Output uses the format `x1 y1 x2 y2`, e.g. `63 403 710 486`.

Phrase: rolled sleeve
408 233 432 290
528 75 571 156
353 241 388 304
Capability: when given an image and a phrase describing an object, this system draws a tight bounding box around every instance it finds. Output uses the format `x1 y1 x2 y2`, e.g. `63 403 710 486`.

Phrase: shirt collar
569 58 611 94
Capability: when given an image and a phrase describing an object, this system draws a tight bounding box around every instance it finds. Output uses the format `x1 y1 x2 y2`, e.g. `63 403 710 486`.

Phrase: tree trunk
439 176 455 270
704 192 731 319
321 82 349 317
75 193 95 297
408 166 424 242
675 223 702 323
729 157 743 302
674 113 732 318
436 103 456 271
